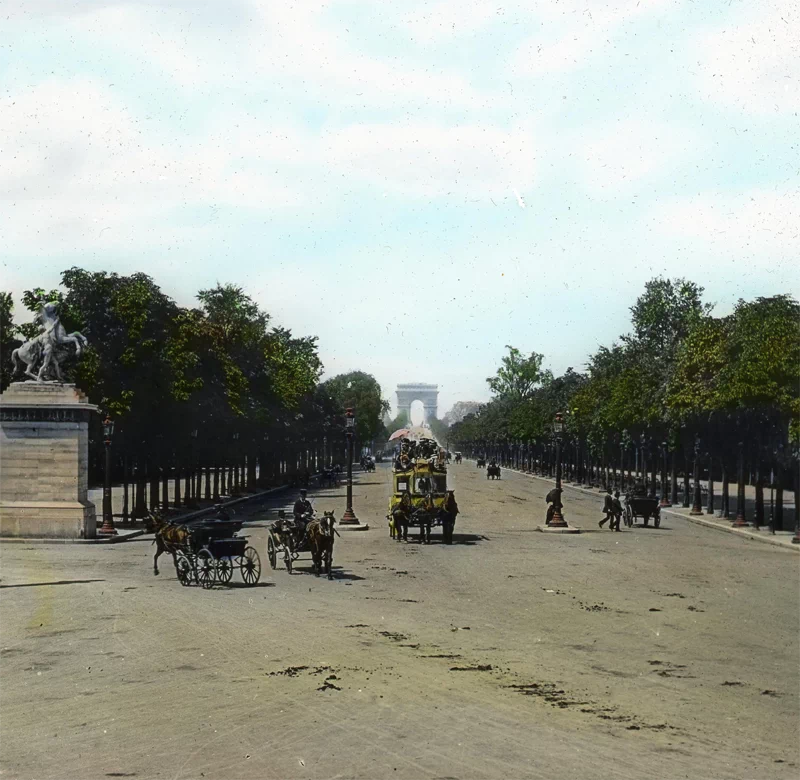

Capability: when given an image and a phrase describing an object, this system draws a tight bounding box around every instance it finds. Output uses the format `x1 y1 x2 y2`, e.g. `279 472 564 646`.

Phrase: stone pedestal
0 383 98 539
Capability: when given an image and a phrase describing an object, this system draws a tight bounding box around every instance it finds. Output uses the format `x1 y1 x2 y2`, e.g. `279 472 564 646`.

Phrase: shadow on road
0 579 105 589
286 566 366 581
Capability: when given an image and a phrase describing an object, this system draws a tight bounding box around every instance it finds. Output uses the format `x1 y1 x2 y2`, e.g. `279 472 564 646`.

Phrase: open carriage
175 519 262 588
623 495 662 528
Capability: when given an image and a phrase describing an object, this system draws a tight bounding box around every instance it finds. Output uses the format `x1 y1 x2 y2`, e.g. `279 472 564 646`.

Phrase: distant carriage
486 463 501 480
476 457 486 468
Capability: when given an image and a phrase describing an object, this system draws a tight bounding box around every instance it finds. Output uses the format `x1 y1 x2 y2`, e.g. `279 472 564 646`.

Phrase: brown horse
307 511 336 579
144 511 191 576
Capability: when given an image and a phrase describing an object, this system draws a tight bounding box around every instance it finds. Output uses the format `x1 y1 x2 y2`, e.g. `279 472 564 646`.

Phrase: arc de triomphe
396 383 439 422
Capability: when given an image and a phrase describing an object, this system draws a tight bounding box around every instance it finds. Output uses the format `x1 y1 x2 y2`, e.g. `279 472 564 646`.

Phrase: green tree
0 292 22 390
486 345 550 402
320 371 390 443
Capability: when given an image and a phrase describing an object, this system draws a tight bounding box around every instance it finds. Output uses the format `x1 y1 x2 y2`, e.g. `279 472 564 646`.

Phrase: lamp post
690 435 703 515
98 415 117 536
323 435 328 469
340 408 360 525
547 412 569 528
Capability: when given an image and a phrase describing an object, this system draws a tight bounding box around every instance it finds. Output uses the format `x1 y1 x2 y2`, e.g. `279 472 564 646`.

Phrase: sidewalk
483 462 799 553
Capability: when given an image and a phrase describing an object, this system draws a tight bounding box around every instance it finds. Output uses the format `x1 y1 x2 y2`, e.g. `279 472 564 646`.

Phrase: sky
2 0 798 418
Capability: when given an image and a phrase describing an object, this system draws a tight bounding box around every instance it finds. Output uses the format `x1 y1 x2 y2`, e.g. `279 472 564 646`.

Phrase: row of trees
449 279 800 529
1 269 390 519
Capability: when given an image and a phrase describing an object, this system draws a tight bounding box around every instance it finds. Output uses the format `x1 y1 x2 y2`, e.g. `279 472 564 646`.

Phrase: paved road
1 464 798 779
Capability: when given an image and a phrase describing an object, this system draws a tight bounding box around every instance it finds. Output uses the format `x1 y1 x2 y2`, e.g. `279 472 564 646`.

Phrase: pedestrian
610 490 623 532
599 487 613 528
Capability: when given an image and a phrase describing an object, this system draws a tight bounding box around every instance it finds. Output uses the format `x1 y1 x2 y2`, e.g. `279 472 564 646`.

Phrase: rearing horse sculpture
11 302 88 383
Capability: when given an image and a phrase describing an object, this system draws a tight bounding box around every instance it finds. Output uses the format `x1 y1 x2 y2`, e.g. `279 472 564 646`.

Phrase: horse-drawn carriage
361 456 376 472
267 510 337 578
388 456 457 544
486 463 501 480
623 495 661 528
171 517 262 589
476 457 486 468
454 452 463 464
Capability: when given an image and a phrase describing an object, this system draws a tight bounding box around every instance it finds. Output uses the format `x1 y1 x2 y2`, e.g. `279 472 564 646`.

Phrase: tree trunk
754 463 764 528
706 449 714 514
720 460 729 519
682 454 691 507
122 455 130 524
161 464 169 511
774 470 784 531
174 464 182 507
670 450 678 505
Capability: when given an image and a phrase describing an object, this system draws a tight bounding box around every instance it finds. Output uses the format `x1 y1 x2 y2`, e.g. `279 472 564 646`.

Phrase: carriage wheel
267 535 278 570
240 546 261 586
217 557 234 584
284 547 293 574
176 551 193 586
197 550 216 589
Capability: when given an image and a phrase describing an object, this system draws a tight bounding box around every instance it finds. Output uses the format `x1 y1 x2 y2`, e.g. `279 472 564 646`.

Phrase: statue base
0 383 98 539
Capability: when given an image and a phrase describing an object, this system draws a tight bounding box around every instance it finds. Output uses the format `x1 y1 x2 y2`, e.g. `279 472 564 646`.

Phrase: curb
466 460 799 553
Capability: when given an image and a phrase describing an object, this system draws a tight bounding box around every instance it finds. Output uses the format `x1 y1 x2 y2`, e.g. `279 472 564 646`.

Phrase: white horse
11 303 88 382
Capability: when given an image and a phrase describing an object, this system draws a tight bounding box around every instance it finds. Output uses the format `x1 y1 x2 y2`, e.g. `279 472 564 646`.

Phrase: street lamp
98 415 117 536
546 412 569 528
341 408 360 525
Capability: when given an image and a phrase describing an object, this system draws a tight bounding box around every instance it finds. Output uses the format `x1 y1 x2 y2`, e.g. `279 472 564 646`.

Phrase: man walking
610 490 624 532
599 487 613 528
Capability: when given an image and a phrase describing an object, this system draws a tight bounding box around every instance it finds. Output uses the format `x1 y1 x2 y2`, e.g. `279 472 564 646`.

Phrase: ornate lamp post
340 408 360 525
660 441 671 507
98 415 117 536
690 435 703 515
547 412 569 528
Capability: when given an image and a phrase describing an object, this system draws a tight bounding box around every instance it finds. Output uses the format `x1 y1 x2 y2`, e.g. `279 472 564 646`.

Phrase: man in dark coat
599 487 613 528
293 488 314 540
610 490 624 532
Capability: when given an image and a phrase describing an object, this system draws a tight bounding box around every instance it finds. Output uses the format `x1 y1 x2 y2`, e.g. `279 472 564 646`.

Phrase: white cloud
696 1 800 114
650 190 800 261
243 1 491 113
577 119 699 195
323 123 536 198
510 0 680 76
0 80 307 254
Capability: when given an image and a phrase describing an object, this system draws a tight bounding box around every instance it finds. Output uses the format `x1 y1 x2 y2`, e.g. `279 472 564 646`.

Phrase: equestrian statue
11 302 88 383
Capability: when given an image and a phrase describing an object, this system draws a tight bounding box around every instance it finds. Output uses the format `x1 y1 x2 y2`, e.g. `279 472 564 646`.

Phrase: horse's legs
153 539 164 575
325 545 333 579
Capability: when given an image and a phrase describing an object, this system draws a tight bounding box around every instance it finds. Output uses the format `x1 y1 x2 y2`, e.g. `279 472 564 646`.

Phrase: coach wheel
267 535 278 570
217 557 234 584
176 552 193 586
284 548 293 574
197 550 216 589
241 546 261 586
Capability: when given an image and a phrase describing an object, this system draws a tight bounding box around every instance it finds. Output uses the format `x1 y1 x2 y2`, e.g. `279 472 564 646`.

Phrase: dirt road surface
2 463 798 779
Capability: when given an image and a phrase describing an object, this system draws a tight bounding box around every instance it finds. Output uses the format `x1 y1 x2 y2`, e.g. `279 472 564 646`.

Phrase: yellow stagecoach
387 446 456 543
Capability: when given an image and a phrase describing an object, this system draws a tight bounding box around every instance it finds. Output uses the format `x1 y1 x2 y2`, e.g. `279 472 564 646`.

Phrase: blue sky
2 0 798 417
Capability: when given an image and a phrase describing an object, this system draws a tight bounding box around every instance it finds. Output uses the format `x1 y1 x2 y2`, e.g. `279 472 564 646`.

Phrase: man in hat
293 488 314 541
599 487 613 528
610 490 624 532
